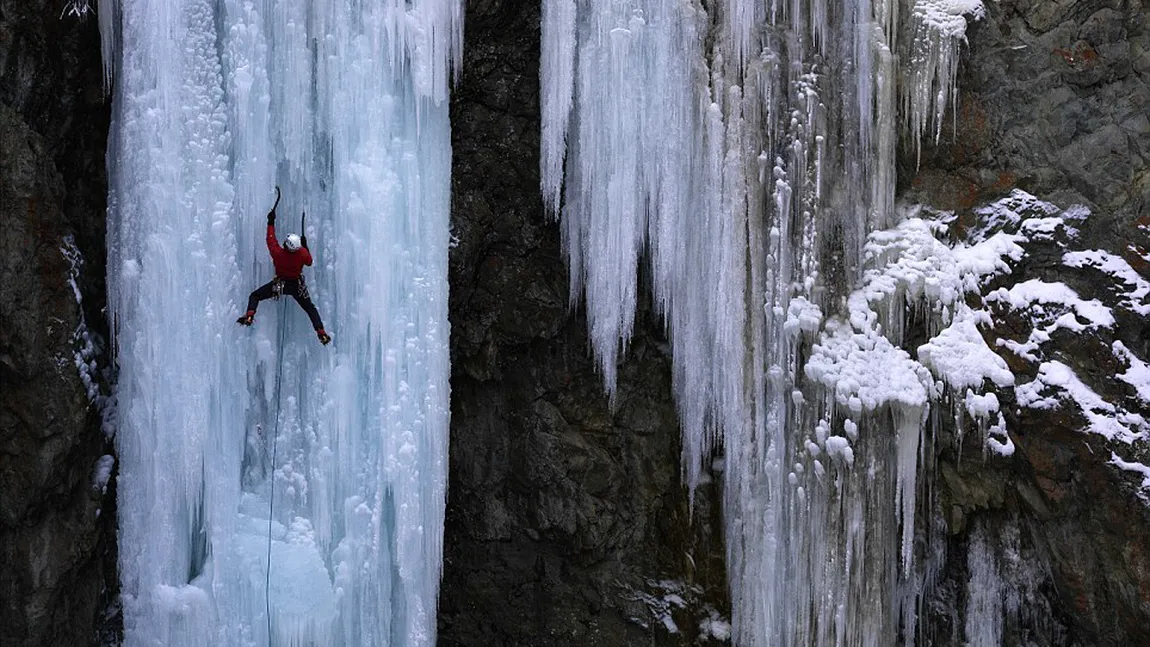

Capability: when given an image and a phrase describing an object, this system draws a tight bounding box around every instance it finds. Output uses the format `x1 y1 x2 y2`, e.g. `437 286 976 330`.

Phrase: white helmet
284 233 302 251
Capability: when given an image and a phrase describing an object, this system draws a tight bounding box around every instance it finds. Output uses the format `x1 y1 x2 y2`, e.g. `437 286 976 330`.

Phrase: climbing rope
265 300 288 645
261 187 305 645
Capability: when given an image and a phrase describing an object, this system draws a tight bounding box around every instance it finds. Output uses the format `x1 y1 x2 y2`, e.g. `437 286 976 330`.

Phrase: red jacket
267 225 312 279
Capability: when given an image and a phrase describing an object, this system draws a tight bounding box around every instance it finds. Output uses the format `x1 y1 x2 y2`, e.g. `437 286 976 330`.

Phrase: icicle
97 0 118 88
964 522 1004 646
893 404 925 575
903 0 986 164
540 0 577 215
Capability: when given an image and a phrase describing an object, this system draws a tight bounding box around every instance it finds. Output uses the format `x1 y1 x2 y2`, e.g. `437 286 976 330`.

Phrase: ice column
103 0 459 645
964 522 1004 647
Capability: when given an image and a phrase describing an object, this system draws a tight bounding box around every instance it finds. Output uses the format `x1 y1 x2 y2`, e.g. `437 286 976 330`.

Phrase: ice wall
541 0 983 643
102 0 459 644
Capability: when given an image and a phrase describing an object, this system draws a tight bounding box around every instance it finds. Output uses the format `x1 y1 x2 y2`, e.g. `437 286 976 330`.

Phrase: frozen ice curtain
102 1 460 644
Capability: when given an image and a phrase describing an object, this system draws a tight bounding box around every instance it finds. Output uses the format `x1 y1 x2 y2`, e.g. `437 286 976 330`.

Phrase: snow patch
92 454 115 494
918 305 1014 390
626 580 695 635
986 280 1114 328
60 235 116 437
1063 250 1150 316
1110 454 1150 501
1113 341 1150 404
806 317 934 414
970 189 1081 242
699 610 732 641
987 280 1113 362
812 206 1025 460
1018 362 1148 443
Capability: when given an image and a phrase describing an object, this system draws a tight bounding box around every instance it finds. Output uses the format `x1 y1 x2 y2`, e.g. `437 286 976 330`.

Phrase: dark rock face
907 0 1147 230
911 0 1150 644
441 0 728 643
0 3 114 646
4 0 1139 644
988 222 1150 645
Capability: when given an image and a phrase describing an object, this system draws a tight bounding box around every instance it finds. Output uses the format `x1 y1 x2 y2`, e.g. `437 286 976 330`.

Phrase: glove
301 235 309 249
267 210 276 226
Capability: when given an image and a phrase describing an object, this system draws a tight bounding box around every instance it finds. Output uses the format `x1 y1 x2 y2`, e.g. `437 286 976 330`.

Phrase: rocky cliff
440 0 728 644
913 0 1150 644
0 3 115 646
921 191 1150 645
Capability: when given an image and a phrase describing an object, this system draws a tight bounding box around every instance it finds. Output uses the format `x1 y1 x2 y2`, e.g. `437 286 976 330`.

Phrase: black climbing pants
246 278 325 331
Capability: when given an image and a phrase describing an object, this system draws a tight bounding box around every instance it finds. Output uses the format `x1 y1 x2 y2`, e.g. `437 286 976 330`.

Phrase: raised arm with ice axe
236 187 331 345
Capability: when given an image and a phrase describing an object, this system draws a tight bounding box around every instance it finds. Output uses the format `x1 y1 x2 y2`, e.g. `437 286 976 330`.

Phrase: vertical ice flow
542 0 983 644
103 0 460 644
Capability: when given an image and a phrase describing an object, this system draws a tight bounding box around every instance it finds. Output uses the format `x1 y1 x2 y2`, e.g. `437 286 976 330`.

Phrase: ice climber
236 194 332 345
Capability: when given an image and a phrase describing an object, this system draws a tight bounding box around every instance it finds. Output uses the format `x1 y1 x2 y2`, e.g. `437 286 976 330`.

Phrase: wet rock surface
440 0 728 643
0 3 114 646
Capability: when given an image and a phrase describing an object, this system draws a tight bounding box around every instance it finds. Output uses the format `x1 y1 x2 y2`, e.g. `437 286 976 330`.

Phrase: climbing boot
317 329 332 345
236 311 255 326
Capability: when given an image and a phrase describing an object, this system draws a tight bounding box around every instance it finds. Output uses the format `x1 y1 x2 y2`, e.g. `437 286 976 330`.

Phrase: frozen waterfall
542 0 984 644
101 0 460 644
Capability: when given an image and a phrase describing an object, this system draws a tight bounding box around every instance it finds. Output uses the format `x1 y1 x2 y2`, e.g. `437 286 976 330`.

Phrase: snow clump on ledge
805 198 1025 458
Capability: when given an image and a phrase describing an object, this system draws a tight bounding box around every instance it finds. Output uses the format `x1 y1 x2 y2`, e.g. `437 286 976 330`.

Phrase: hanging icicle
541 0 985 643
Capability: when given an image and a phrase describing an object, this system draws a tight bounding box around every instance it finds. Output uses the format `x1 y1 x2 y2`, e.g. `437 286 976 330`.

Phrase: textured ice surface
102 1 459 644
